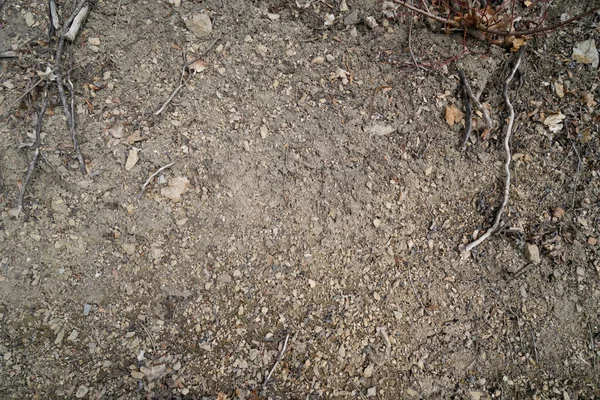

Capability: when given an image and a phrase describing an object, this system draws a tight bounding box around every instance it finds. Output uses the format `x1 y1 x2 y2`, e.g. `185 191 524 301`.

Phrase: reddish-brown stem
393 1 599 37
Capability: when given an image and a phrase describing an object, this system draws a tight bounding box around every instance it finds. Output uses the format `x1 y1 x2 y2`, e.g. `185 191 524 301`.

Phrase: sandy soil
1 0 599 399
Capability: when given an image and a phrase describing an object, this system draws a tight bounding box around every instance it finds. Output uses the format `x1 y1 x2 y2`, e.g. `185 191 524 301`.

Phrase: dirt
0 0 599 399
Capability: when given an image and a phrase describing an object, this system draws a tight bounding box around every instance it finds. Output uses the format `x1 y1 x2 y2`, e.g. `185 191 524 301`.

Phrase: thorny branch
464 46 525 253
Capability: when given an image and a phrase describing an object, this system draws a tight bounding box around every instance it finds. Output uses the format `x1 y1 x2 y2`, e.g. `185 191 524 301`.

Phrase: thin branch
136 161 176 200
408 264 431 316
155 38 219 116
407 2 426 71
465 47 525 252
2 78 45 118
263 333 290 387
16 88 50 216
458 70 473 149
54 0 91 174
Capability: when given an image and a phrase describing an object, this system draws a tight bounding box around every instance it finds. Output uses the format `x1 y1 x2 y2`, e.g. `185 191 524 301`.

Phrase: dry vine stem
464 47 525 253
54 0 93 174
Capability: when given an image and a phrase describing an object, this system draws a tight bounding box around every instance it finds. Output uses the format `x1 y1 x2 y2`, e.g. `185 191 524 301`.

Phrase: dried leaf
554 82 564 98
37 66 56 81
108 123 124 138
188 59 207 75
445 105 464 126
160 177 191 202
579 128 592 143
125 147 140 171
581 93 597 108
572 39 599 68
553 207 565 219
127 131 145 144
543 112 565 133
509 37 526 52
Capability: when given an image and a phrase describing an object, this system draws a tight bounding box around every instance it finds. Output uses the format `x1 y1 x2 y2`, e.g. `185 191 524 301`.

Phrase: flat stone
75 385 89 398
185 13 212 38
344 10 359 25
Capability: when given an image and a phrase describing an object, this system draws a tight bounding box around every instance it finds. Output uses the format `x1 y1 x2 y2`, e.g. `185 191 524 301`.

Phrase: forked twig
16 88 50 216
464 47 525 252
137 161 176 200
155 38 219 116
458 70 493 148
263 333 290 388
54 0 92 174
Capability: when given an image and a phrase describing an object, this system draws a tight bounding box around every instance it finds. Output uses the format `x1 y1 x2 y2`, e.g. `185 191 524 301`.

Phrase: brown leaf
127 130 145 144
553 207 565 219
188 59 208 75
445 105 464 126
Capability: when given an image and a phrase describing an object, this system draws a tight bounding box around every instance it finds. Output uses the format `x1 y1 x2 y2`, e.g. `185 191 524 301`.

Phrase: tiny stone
218 273 232 283
88 37 100 46
260 125 268 139
83 303 92 316
267 13 280 20
89 45 100 53
367 387 377 397
55 329 65 345
525 243 541 265
340 0 349 11
131 370 145 380
25 12 35 27
75 385 89 398
373 218 381 228
344 10 359 25
308 279 316 288
311 56 325 64
576 266 585 277
67 330 79 342
363 363 374 378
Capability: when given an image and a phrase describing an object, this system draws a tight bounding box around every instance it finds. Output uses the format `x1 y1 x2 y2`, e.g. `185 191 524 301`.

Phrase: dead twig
459 69 493 142
136 161 176 200
458 70 473 149
263 333 290 388
54 0 92 174
464 47 524 253
0 50 17 58
570 140 581 210
589 322 597 378
155 38 219 116
16 88 50 216
2 78 45 118
407 3 426 71
408 264 431 316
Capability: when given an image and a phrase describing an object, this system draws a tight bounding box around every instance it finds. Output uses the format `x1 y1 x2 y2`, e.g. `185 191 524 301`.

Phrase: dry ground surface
1 0 600 399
